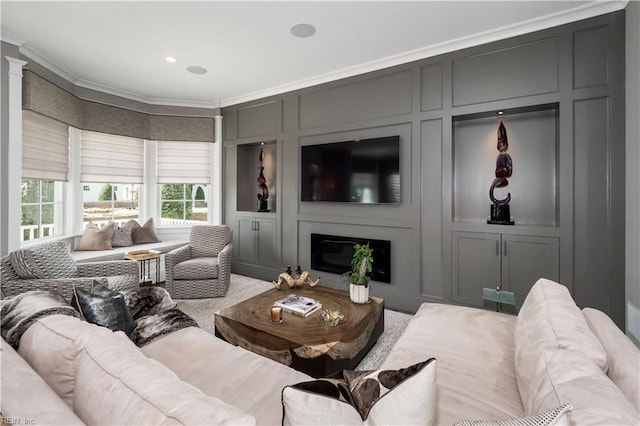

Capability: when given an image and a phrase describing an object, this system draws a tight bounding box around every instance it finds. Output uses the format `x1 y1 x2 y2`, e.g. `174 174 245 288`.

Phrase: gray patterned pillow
111 221 135 247
282 358 436 425
9 241 77 279
453 404 573 426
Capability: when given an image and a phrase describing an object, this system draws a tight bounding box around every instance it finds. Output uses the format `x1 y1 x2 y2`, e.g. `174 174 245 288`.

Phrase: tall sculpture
488 120 514 225
257 147 269 212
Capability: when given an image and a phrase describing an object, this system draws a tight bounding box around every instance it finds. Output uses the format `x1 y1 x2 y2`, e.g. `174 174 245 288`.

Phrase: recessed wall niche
452 104 559 226
236 141 277 213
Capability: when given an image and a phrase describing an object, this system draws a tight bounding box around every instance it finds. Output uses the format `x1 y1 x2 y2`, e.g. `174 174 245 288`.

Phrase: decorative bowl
321 309 344 327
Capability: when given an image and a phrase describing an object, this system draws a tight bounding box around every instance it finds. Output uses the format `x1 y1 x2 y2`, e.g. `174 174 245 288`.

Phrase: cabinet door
236 218 257 263
255 218 278 266
502 235 559 307
452 232 501 307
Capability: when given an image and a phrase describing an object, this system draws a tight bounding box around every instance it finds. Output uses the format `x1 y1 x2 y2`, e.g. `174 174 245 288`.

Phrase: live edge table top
214 286 384 378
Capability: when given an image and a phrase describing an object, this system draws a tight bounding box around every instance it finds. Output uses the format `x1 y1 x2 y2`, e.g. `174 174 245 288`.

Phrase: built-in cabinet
223 11 626 327
235 216 278 267
452 231 559 307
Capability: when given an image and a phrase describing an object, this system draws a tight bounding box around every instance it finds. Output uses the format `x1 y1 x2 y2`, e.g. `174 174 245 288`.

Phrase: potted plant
342 243 374 304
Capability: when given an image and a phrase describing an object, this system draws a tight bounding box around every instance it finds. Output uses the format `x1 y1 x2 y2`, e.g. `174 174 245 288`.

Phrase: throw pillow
9 241 77 279
282 358 436 425
111 221 135 247
122 286 177 320
453 404 573 426
76 221 115 251
130 218 161 244
70 282 135 334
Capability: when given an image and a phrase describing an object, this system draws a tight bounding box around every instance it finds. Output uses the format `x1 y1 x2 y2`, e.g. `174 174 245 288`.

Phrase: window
82 182 140 225
21 178 64 241
160 184 207 224
157 141 212 225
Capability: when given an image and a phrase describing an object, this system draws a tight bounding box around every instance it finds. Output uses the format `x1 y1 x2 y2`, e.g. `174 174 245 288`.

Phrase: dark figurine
489 121 513 205
257 147 269 211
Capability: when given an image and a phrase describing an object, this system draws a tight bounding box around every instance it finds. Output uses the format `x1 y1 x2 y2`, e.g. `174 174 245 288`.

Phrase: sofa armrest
165 245 191 268
76 260 138 277
1 277 105 301
217 243 232 289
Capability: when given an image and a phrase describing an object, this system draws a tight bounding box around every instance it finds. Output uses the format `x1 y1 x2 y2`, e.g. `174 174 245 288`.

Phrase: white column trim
211 115 223 225
68 127 83 236
6 56 27 252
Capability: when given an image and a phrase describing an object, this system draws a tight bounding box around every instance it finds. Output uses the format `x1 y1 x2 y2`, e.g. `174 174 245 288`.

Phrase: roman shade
157 141 212 184
80 131 144 183
22 110 69 181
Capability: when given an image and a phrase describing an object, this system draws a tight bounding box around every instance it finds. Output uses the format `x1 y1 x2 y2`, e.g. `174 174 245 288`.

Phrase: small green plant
342 243 374 287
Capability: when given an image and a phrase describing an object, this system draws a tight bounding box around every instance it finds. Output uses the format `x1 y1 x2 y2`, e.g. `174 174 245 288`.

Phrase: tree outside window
160 184 207 224
21 178 62 241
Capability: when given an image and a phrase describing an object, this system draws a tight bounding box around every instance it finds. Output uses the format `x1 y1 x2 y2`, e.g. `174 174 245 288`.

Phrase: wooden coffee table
214 286 384 377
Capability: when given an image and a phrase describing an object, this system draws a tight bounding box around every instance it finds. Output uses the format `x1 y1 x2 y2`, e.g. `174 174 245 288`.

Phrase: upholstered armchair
1 241 139 300
165 225 232 299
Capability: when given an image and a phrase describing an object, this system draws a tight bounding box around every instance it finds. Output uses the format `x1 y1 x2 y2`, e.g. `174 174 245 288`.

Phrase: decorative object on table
271 306 283 323
488 120 515 225
274 294 322 317
272 265 320 289
321 309 344 327
343 243 373 304
256 147 270 212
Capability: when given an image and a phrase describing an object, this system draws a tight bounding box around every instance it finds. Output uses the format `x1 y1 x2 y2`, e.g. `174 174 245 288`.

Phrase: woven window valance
22 70 215 142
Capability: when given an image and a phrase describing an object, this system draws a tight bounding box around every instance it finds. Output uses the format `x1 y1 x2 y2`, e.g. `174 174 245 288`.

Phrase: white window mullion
211 115 222 225
68 127 83 235
144 140 158 223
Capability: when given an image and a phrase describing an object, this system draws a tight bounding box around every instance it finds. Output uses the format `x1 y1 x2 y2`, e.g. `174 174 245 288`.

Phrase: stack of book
274 294 322 317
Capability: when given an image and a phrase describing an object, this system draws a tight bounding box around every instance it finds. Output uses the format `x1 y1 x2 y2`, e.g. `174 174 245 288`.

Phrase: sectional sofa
1 278 638 425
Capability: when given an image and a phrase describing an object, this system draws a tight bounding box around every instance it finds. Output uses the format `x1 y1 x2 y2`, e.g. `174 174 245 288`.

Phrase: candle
271 306 283 323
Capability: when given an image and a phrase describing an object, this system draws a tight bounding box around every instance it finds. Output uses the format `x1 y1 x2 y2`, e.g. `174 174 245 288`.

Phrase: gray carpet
175 273 413 371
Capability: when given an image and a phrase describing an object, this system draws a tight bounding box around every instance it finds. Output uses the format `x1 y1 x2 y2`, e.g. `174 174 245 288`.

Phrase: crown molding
220 0 628 107
10 0 629 109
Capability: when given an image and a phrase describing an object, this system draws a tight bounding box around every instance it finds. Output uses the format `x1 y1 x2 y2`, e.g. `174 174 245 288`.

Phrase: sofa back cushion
18 314 110 406
73 328 255 425
525 348 638 424
582 307 640 411
190 225 232 257
9 241 77 279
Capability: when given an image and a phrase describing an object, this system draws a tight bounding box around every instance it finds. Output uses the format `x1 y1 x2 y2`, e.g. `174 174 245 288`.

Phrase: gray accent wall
223 11 628 328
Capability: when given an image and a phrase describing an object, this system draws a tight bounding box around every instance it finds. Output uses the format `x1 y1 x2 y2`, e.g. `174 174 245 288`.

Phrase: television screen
301 136 400 204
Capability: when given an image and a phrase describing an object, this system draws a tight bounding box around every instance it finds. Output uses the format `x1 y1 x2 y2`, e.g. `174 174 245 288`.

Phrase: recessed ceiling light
187 66 207 75
165 56 177 63
290 23 316 38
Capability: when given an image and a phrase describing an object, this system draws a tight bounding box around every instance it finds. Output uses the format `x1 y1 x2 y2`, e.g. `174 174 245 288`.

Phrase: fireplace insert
310 233 391 283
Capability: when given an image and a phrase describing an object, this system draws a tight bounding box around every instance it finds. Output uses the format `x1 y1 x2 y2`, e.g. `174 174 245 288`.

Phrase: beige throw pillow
130 218 161 244
76 221 115 251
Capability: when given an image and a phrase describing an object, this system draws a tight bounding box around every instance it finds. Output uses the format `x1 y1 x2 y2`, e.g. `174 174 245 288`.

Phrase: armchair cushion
9 241 77 279
190 225 231 257
173 257 219 280
76 221 115 251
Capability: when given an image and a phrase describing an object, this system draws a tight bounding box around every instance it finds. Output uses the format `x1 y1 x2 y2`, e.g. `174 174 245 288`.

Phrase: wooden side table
124 249 161 285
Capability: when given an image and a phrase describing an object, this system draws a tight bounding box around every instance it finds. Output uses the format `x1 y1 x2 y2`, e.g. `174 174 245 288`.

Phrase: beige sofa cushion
143 326 312 425
526 348 639 424
73 329 255 425
76 221 115 251
1 338 85 425
514 278 608 408
582 307 640 411
381 302 523 425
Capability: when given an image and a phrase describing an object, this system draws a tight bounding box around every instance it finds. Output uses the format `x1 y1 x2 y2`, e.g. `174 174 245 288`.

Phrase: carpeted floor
175 273 413 371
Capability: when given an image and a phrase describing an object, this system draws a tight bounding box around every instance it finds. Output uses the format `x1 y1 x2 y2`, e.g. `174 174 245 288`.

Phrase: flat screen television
300 135 400 204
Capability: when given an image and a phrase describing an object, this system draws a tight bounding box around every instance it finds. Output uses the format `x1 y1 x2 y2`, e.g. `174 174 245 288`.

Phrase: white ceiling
0 1 628 109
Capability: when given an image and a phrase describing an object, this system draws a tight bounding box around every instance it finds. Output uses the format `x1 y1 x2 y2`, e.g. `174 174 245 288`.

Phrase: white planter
349 284 369 304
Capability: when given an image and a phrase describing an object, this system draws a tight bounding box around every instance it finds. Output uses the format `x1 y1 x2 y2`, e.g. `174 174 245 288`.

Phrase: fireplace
310 233 391 283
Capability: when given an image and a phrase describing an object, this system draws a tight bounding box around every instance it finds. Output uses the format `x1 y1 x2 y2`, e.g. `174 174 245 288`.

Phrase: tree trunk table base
214 286 384 378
